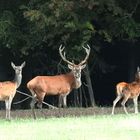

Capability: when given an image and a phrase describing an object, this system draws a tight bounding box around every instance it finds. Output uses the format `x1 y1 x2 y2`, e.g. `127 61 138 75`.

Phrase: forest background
0 0 140 109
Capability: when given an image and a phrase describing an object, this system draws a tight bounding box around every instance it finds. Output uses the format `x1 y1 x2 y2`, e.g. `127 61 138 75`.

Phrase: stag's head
59 44 90 80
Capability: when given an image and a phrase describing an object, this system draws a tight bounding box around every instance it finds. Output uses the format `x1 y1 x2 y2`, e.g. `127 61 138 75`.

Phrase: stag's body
27 45 90 119
112 67 140 115
28 72 80 96
0 62 25 120
27 72 81 108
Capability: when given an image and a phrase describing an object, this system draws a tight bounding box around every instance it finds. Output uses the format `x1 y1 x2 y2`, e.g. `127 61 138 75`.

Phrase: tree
0 0 140 108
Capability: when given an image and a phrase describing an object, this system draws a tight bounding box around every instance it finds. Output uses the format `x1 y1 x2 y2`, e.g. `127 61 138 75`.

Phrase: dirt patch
0 106 135 119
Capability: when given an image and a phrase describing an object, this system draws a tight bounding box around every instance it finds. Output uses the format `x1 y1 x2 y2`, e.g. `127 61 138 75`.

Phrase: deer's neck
136 79 140 83
74 77 82 89
69 72 82 89
135 77 140 83
13 74 22 88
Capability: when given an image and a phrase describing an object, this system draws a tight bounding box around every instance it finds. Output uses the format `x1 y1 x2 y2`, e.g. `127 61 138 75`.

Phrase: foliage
0 0 139 57
0 0 140 108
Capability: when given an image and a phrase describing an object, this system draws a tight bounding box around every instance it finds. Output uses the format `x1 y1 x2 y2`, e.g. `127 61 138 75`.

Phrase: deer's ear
11 62 15 68
81 64 86 69
21 61 26 68
137 67 140 72
68 64 73 70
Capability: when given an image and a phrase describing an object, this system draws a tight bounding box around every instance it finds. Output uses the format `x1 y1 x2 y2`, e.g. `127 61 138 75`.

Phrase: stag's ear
81 64 86 69
68 64 73 70
11 62 16 69
137 66 140 72
21 61 26 68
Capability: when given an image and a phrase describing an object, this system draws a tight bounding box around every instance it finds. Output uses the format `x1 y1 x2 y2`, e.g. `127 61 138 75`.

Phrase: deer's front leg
5 96 13 120
133 96 139 114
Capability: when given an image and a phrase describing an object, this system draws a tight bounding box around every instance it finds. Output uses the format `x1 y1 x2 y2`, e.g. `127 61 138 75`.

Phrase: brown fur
116 82 128 96
0 82 17 100
123 82 140 98
0 61 25 120
112 67 140 114
27 73 76 100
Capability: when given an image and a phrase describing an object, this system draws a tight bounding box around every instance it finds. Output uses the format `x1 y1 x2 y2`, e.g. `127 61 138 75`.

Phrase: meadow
0 108 140 140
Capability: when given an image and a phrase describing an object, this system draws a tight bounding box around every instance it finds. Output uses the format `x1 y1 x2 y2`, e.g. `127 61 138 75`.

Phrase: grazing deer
112 67 140 115
0 62 25 120
27 44 90 119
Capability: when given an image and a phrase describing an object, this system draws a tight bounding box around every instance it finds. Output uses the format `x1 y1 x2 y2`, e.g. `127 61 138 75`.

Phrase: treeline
0 0 140 108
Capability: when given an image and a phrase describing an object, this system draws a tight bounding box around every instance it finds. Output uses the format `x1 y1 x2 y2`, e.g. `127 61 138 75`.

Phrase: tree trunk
81 85 88 107
79 88 83 107
73 90 79 107
84 65 96 107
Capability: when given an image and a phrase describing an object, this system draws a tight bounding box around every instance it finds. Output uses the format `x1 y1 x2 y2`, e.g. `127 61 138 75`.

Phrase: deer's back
122 82 140 98
27 75 74 95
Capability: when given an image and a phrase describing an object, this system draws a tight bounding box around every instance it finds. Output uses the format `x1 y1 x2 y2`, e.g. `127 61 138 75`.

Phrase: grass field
0 112 140 140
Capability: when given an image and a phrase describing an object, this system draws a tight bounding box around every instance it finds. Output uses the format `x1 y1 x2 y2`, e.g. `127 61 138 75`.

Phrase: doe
0 62 25 120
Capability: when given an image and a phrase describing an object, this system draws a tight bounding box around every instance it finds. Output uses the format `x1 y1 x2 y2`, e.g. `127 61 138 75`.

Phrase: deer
0 61 25 120
27 44 90 119
112 67 140 115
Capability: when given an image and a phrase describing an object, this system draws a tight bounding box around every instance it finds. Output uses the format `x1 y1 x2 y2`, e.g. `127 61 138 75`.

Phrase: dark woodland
0 0 140 109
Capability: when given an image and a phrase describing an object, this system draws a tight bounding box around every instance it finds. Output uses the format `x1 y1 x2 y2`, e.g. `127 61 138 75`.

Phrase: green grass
0 114 140 140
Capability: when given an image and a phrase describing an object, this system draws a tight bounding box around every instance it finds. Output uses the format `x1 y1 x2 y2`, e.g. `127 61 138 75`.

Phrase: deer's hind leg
36 93 48 118
30 89 40 119
112 95 122 115
121 95 130 114
30 95 37 119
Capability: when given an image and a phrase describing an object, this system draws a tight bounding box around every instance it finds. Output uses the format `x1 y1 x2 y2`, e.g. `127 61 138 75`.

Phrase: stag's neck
13 74 22 88
136 79 140 83
74 77 82 89
69 72 82 89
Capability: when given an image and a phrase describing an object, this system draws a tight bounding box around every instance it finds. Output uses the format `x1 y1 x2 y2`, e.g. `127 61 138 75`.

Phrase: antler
59 45 74 65
79 44 91 65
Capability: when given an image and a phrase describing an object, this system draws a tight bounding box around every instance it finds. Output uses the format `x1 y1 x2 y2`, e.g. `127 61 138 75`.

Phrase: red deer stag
27 44 90 119
0 62 25 120
112 67 140 114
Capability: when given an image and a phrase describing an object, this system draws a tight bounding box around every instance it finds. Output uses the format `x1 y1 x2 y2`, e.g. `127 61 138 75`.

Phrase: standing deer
0 61 25 120
112 67 140 115
27 44 90 119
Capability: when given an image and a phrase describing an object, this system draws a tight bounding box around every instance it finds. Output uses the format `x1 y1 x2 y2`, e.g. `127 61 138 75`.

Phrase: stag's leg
30 96 37 119
59 94 68 108
62 95 67 108
121 96 129 114
37 93 48 117
37 101 45 114
37 101 47 117
58 95 63 108
37 102 42 109
29 90 38 119
112 95 122 115
133 96 139 114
